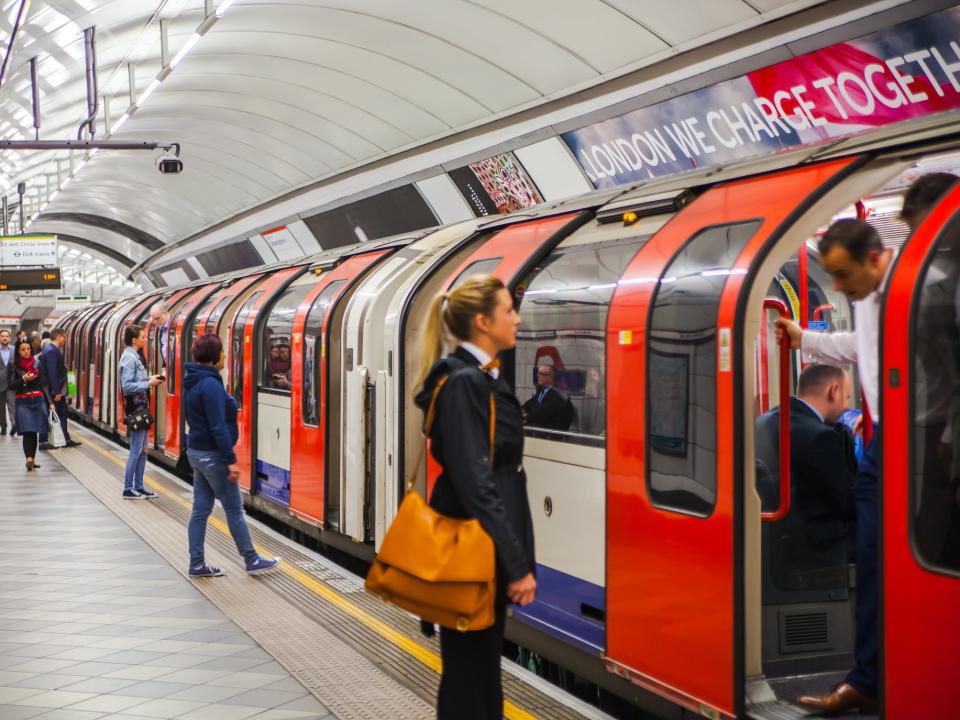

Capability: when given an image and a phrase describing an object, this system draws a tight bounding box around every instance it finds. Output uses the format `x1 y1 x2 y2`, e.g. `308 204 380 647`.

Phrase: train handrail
762 298 791 523
813 303 835 322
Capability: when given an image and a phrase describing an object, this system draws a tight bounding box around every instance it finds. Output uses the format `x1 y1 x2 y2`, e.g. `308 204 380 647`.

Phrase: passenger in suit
0 329 16 435
521 364 574 431
38 329 81 449
755 364 856 576
414 274 536 720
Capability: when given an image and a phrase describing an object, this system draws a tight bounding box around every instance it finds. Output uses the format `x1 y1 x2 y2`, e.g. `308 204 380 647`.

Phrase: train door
882 183 960 719
151 288 192 450
606 158 864 719
237 267 303 491
253 274 320 506
289 251 388 527
164 284 219 461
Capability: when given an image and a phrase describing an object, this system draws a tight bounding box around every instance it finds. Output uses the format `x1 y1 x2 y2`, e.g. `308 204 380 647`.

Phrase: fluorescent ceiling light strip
215 0 238 17
110 112 130 133
136 78 161 107
169 33 201 68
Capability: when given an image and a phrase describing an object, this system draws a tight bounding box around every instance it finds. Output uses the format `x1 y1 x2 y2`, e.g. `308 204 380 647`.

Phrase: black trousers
437 592 507 720
22 431 37 459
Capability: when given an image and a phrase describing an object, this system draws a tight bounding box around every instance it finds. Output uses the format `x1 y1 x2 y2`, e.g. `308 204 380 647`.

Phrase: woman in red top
9 339 50 470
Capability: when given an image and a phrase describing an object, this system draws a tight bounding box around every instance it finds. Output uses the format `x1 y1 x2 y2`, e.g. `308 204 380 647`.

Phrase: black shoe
65 440 82 448
25 459 33 471
122 489 145 500
1 427 6 436
38 442 54 451
136 489 158 499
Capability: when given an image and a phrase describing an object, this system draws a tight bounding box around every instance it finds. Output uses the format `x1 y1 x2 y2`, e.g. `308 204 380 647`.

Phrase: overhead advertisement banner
450 152 544 216
562 8 960 189
0 235 58 267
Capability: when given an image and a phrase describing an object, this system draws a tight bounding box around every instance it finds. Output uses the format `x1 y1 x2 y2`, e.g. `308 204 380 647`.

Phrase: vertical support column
797 244 808 328
160 19 170 67
2 196 8 235
29 57 40 140
128 64 136 107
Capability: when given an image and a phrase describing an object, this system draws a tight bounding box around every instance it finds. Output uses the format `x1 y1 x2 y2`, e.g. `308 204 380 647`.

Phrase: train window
911 223 960 576
302 279 346 426
516 236 645 441
258 284 315 393
646 220 761 517
231 291 263 408
450 257 502 288
167 309 189 395
189 294 222 348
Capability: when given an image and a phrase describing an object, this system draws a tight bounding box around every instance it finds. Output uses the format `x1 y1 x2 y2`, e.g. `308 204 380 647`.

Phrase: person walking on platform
183 333 279 577
0 329 15 436
38 329 81 450
119 324 164 500
413 275 537 720
9 339 49 471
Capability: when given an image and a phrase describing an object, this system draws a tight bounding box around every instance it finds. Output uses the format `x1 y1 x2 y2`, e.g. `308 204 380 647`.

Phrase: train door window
189 295 221 348
302 279 346 426
206 297 232 335
231 291 263 408
450 257 502 288
911 222 960 575
258 283 315 393
515 236 646 441
647 220 761 517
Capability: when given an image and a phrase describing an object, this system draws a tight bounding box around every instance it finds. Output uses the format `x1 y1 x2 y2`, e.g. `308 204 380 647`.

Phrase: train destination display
0 267 61 291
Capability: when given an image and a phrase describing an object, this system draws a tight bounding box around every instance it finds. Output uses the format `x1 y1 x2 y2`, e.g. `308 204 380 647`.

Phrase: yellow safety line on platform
79 433 538 720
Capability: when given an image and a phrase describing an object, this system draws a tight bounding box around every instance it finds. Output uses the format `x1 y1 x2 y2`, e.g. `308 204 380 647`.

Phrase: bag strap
406 363 496 492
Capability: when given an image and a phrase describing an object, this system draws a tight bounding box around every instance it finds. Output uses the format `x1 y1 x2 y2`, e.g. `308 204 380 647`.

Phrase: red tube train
59 115 960 720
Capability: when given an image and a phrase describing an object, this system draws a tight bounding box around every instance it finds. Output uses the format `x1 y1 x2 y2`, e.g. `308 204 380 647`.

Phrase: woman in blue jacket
119 325 164 498
184 333 279 577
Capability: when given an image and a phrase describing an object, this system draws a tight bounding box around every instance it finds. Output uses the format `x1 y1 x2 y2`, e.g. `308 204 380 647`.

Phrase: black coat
521 385 574 431
755 396 856 554
8 358 50 401
415 346 536 586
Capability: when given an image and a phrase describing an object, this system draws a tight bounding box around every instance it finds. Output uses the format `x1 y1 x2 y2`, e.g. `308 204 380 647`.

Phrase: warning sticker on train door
718 327 731 372
618 330 632 345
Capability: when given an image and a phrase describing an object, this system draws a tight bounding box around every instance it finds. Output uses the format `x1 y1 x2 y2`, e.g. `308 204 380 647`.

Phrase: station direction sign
0 268 61 291
0 235 58 267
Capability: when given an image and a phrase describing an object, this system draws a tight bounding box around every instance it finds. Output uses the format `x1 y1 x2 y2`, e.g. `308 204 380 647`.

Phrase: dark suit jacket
755 397 855 555
0 345 13 393
521 385 574 431
39 343 68 398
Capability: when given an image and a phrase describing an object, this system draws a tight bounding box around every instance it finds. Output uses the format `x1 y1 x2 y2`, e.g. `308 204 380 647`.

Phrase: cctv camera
157 152 183 175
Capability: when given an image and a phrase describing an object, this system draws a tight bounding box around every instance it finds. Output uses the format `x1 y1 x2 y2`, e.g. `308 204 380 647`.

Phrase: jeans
124 428 149 491
187 449 257 568
845 426 879 698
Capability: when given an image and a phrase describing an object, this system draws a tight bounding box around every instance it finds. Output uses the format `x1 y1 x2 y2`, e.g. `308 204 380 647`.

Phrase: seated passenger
268 341 291 390
521 364 574 431
755 364 856 554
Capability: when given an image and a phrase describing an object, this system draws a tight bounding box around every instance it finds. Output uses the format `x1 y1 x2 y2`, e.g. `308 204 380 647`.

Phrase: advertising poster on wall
450 152 544 215
562 7 960 188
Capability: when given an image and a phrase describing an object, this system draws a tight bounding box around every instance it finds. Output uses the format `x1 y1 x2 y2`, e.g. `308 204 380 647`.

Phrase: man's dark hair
901 172 959 225
797 363 844 397
817 219 882 263
49 329 65 341
41 331 50 340
192 333 223 365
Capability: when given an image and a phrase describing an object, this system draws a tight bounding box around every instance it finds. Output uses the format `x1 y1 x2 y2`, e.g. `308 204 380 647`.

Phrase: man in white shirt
776 219 890 714
0 329 15 435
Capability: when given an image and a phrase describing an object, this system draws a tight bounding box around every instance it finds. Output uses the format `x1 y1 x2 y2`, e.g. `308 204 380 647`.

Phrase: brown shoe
797 682 877 715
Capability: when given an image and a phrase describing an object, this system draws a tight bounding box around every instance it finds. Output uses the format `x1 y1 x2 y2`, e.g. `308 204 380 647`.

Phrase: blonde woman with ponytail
413 274 537 719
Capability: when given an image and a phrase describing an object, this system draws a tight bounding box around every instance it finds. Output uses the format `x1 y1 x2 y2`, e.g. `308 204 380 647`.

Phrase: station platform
0 425 607 720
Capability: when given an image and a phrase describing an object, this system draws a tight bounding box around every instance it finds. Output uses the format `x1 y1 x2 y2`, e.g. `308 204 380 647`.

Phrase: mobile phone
157 374 166 381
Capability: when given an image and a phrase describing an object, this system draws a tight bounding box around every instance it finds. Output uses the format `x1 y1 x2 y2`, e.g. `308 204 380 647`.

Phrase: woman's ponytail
415 292 447 391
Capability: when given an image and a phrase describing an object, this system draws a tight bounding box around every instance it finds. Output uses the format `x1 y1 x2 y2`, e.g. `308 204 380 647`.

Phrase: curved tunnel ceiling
0 0 842 279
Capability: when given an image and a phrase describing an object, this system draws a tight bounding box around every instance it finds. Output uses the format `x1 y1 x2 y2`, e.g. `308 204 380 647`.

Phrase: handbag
124 391 153 431
48 409 66 448
365 371 496 632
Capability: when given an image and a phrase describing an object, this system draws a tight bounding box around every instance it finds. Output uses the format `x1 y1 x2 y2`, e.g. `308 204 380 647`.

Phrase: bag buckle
455 617 469 632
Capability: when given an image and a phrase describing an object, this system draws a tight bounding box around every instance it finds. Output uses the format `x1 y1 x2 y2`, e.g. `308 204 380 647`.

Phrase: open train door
882 183 960 719
605 158 858 719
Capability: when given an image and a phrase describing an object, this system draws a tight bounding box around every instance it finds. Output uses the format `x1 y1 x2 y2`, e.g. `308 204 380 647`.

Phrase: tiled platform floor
0 432 330 720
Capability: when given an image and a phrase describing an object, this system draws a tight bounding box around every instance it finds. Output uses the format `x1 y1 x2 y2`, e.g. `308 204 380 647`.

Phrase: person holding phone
119 324 164 499
183 333 279 577
9 339 51 471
